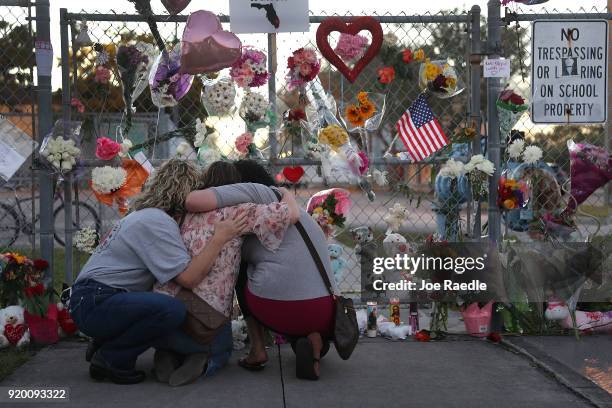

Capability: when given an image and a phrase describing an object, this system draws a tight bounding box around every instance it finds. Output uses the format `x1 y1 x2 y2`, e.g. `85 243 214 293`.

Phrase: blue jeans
71 279 199 369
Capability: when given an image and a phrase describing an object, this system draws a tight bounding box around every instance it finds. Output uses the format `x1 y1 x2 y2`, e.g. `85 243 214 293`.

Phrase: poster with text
531 20 608 124
229 0 309 33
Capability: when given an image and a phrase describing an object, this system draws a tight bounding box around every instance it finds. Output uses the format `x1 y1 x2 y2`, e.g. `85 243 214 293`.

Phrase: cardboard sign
531 20 608 124
483 58 511 78
229 0 309 34
0 116 36 181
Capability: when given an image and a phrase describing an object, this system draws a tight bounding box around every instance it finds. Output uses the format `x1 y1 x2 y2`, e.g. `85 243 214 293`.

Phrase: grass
0 347 36 381
0 248 89 380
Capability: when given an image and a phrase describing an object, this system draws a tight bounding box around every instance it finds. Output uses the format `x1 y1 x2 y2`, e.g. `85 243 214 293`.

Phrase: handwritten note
483 58 511 78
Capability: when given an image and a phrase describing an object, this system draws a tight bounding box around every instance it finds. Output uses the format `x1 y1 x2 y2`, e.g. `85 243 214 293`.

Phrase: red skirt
245 287 335 338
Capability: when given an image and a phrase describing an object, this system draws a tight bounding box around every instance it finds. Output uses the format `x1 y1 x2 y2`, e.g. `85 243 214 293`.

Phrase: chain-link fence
0 2 610 297
0 2 37 253
54 9 479 294
501 3 611 242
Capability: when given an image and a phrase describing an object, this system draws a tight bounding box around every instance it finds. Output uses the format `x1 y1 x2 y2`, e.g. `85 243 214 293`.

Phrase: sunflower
345 105 364 127
359 100 376 120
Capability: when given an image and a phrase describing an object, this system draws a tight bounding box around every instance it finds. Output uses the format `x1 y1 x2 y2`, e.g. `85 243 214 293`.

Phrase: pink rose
299 63 313 77
302 49 318 64
235 132 254 154
94 66 111 84
95 137 121 160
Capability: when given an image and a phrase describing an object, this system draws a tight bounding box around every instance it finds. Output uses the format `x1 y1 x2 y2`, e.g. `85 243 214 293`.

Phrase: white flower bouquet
40 137 80 173
239 91 271 131
91 166 127 194
464 154 495 201
201 77 236 116
73 227 99 254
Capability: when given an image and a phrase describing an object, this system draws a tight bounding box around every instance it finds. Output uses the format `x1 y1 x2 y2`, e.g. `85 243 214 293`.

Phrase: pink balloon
180 10 242 74
161 0 191 15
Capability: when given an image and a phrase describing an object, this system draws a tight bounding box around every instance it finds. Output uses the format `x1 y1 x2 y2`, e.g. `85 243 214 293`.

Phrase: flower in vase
522 145 543 165
507 139 525 160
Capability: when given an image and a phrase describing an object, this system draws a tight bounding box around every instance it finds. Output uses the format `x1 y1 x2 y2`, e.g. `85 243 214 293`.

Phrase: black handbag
293 222 359 360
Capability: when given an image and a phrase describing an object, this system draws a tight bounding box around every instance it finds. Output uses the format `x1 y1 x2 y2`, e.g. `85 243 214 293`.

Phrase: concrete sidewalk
2 337 598 408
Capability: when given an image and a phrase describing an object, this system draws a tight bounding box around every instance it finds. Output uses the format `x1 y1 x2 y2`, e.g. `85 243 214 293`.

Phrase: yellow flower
357 91 369 104
445 76 457 90
414 49 425 62
503 199 516 210
11 253 26 265
424 62 443 81
313 207 324 214
318 125 348 150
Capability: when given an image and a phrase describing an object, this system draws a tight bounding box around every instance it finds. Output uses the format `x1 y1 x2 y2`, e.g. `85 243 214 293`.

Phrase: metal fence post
470 5 482 240
35 0 54 283
486 0 503 244
267 32 278 159
60 8 74 284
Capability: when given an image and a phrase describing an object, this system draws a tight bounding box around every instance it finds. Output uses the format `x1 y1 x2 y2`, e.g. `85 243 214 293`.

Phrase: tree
0 21 35 109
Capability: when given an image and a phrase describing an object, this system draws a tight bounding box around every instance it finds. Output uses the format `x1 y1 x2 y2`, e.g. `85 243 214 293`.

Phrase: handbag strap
271 188 334 296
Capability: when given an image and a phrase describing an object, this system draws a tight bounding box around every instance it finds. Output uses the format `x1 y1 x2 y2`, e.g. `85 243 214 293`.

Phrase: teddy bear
382 232 410 257
0 305 30 349
328 244 347 285
383 203 410 234
351 226 378 295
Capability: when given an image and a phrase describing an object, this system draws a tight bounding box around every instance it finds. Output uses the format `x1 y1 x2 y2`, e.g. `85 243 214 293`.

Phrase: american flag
396 94 449 161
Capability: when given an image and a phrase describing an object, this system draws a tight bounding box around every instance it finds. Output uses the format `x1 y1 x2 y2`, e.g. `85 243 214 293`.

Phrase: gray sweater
212 183 339 301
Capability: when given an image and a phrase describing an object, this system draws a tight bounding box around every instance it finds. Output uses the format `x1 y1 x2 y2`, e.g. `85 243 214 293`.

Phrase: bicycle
0 183 101 248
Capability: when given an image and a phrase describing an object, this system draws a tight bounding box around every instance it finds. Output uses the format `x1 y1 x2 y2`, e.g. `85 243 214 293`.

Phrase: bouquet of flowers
116 44 151 133
193 118 223 166
281 108 306 143
464 154 495 201
1 252 31 306
148 45 194 108
95 137 121 161
419 59 462 98
201 77 236 116
498 176 530 210
40 137 80 173
234 132 264 160
90 160 149 215
334 33 369 64
286 47 320 91
564 140 612 215
342 91 385 132
306 188 352 237
21 259 50 318
230 47 269 89
497 88 528 140
239 91 273 132
73 227 99 254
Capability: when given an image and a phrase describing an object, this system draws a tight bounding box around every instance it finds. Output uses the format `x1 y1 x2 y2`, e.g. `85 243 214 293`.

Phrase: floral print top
154 202 290 316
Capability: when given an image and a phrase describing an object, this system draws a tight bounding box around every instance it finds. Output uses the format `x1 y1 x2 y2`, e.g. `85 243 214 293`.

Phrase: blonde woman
70 159 248 385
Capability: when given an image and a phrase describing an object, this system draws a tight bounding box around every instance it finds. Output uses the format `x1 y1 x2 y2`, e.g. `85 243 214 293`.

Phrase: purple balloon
180 10 242 74
149 46 193 108
161 0 191 15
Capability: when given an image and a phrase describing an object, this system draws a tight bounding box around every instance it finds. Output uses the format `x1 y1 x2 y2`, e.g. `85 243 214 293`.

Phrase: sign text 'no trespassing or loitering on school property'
531 20 608 124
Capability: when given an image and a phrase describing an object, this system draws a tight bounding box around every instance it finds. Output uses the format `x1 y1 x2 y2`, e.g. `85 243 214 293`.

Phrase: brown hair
199 161 241 189
132 159 202 218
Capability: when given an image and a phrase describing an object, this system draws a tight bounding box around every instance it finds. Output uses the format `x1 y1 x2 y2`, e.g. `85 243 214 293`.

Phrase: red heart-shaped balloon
316 16 383 83
282 166 305 183
4 323 26 345
161 0 191 15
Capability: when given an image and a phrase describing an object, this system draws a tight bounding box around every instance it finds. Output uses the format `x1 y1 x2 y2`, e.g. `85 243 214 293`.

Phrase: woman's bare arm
277 187 301 224
174 212 248 289
185 189 218 213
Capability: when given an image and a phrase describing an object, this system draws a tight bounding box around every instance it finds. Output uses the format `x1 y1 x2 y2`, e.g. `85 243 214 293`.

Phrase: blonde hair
132 159 202 218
